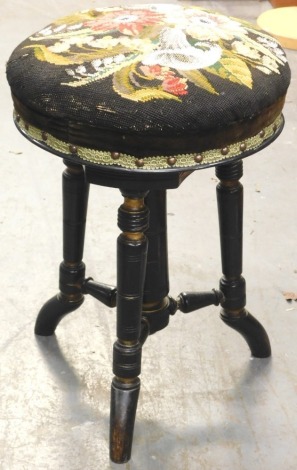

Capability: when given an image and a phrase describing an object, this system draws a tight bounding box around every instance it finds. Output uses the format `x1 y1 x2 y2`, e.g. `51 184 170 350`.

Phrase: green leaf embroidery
113 65 180 102
28 44 129 66
28 45 78 65
180 70 218 95
207 57 253 89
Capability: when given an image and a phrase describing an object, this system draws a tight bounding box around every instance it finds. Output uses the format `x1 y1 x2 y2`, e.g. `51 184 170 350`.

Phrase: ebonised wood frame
35 157 271 463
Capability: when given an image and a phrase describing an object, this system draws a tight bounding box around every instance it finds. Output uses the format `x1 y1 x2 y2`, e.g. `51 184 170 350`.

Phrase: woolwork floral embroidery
25 4 287 102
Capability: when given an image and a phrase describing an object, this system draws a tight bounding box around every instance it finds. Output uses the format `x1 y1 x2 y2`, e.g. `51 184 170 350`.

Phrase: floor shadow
35 336 273 469
35 334 101 423
128 356 273 468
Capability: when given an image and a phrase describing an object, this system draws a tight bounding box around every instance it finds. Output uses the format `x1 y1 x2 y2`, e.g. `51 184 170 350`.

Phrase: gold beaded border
15 113 283 170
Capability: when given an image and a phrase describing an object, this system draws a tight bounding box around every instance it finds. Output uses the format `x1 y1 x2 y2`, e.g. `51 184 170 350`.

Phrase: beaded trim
15 113 283 170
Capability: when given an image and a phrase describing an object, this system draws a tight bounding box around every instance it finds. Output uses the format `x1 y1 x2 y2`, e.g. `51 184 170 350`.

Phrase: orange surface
270 0 297 6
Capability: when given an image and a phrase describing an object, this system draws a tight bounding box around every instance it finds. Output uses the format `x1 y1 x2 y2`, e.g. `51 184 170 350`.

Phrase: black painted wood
110 378 140 464
62 161 89 263
220 310 271 358
216 160 271 357
35 162 89 335
85 165 193 190
110 191 149 463
32 152 273 464
143 190 169 303
82 279 117 307
178 290 224 313
34 294 84 336
141 190 174 333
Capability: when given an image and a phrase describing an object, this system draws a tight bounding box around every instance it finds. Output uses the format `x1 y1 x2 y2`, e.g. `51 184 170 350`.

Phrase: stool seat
7 4 290 171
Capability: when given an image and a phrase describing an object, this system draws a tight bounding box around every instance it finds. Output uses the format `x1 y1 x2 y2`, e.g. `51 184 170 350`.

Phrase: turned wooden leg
35 161 89 335
110 191 149 463
216 160 271 358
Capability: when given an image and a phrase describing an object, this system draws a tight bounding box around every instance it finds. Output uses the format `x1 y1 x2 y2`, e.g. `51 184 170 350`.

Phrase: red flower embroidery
162 76 188 96
140 65 188 97
84 9 164 36
141 65 163 78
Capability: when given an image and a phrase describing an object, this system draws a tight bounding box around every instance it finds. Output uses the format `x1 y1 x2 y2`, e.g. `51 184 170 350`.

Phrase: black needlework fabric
6 5 291 136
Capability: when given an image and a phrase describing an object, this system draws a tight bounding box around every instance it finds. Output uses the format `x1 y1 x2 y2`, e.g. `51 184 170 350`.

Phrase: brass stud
240 142 247 152
167 157 177 166
259 130 265 138
135 159 144 168
69 144 78 154
221 147 229 156
111 151 120 160
41 131 48 141
16 114 21 123
194 154 203 163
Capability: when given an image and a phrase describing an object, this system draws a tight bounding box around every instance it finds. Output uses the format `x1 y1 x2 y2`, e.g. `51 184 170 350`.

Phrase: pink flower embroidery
162 76 188 96
141 64 163 78
140 65 188 96
84 9 164 36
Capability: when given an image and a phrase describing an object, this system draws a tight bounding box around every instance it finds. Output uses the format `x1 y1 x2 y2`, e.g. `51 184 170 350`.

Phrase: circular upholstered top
6 4 290 171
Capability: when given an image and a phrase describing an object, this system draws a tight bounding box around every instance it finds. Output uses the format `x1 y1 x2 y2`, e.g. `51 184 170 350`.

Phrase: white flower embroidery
27 5 288 102
186 11 245 42
261 55 280 74
257 36 287 62
53 24 67 33
67 23 83 31
38 26 53 36
232 41 261 60
91 59 102 71
48 35 95 53
142 28 222 71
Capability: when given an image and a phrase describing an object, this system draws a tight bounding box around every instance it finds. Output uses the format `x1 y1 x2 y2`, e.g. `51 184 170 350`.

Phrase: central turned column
110 190 149 463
